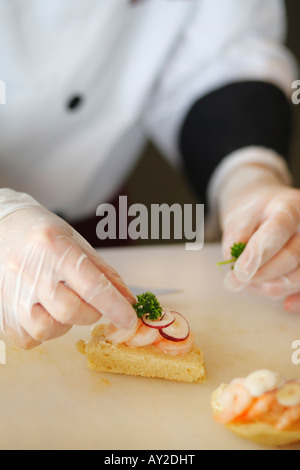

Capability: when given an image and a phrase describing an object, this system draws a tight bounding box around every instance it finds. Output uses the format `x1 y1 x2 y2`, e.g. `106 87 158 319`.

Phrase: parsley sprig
217 242 247 270
133 292 162 321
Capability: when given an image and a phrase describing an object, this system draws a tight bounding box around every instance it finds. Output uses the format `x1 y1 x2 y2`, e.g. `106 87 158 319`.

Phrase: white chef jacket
0 0 297 221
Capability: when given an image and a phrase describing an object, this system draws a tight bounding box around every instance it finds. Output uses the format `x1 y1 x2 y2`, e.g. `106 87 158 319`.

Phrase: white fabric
0 0 297 220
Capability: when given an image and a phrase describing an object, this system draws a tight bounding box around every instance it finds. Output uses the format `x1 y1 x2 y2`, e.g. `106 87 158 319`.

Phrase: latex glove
219 165 300 312
0 189 137 349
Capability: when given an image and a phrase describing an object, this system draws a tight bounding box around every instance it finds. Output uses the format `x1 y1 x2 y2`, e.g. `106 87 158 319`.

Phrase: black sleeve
179 81 293 207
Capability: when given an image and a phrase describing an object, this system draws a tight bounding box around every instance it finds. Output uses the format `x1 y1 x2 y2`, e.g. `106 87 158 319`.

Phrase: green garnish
133 292 163 321
217 242 247 270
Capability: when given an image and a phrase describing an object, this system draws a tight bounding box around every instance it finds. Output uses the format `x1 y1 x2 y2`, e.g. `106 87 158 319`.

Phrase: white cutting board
1 244 300 450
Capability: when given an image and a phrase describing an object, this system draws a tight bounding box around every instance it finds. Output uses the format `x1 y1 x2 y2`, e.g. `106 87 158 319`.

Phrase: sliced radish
141 310 175 329
125 323 160 347
159 311 190 342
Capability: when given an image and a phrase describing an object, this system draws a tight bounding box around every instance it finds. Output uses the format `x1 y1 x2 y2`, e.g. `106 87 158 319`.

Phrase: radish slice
141 310 175 329
159 311 190 342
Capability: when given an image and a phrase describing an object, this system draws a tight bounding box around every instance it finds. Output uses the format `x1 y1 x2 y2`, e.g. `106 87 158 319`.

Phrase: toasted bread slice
211 385 300 447
77 324 206 384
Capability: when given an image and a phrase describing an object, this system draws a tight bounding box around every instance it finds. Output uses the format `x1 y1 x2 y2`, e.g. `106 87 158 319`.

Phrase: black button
67 95 84 111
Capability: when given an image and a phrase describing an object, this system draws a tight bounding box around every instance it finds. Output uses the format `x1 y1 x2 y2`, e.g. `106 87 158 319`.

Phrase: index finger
86 251 136 305
56 237 137 329
72 232 136 305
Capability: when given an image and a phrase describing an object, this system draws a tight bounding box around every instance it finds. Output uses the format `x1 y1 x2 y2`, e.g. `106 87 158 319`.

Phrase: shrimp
105 316 194 353
247 392 277 419
105 319 141 345
275 405 300 431
154 333 194 356
215 382 254 424
125 323 160 347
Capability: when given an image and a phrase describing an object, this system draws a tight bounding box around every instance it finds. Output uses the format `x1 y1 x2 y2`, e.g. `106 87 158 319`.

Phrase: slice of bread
77 324 206 384
211 385 300 447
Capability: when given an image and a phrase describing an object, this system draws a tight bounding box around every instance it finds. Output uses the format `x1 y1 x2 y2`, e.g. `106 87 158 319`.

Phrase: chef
0 0 298 349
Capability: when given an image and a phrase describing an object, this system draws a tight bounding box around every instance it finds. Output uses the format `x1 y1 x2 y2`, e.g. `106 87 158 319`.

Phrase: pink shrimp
154 333 194 356
215 382 254 424
247 392 277 419
125 323 160 347
275 405 300 431
105 319 141 345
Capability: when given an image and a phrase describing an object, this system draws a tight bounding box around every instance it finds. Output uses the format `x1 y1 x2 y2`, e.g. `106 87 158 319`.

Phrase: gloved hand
0 189 137 349
218 164 300 313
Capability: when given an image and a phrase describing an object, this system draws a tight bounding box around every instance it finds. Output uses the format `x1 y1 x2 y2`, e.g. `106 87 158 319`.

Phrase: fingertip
234 248 261 284
114 311 138 330
4 324 41 350
126 311 139 329
110 295 138 329
223 271 246 292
